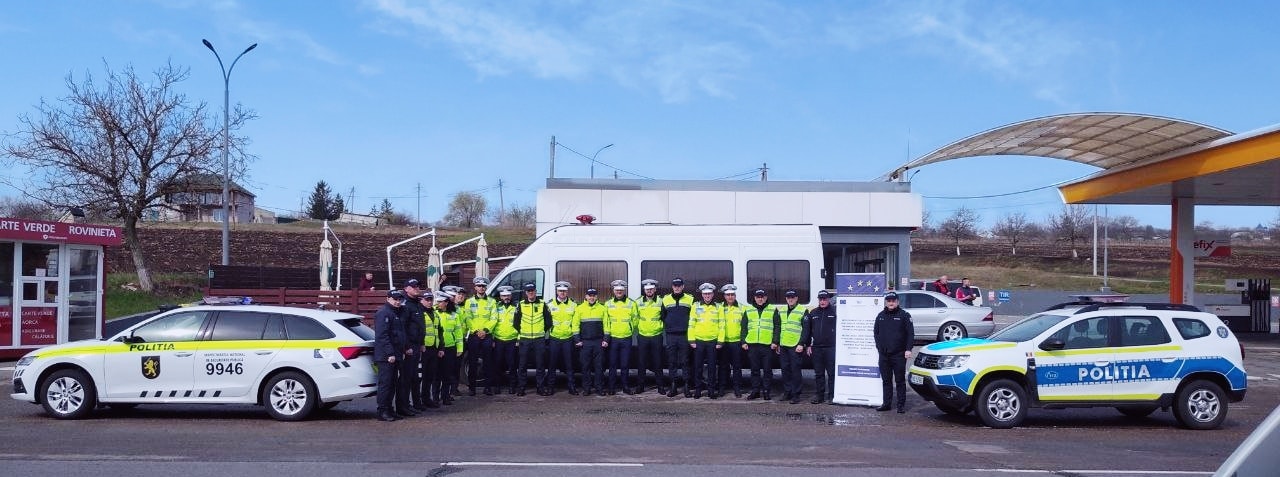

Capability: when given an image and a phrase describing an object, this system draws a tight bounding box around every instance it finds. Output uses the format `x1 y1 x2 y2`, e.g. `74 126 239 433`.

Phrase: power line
920 173 1093 200
713 169 759 180
555 142 655 180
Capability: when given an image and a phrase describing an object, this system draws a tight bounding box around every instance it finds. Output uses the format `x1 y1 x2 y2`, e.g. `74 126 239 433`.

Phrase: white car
897 290 995 341
908 302 1247 429
10 305 378 421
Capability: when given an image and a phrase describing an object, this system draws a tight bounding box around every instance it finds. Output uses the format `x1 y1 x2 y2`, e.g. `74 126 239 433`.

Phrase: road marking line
970 470 1051 474
1060 471 1211 475
444 462 644 467
1247 347 1280 351
0 366 14 371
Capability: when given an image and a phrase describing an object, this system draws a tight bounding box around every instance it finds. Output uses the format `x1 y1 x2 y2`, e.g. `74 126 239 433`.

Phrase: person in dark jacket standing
873 292 914 413
374 290 407 421
802 290 838 404
660 277 694 397
398 279 426 415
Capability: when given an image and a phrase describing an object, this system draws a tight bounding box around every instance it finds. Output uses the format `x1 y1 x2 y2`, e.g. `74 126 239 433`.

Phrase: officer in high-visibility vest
741 289 780 400
546 281 579 395
444 286 468 399
605 279 639 395
575 288 608 396
417 293 441 409
635 279 665 394
661 277 694 397
718 284 747 398
492 286 520 394
777 289 807 404
802 290 838 404
464 277 497 396
688 282 724 399
515 283 551 396
429 291 460 406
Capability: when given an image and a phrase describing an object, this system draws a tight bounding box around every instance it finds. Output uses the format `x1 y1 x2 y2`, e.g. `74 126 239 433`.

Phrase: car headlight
936 355 969 369
16 355 38 366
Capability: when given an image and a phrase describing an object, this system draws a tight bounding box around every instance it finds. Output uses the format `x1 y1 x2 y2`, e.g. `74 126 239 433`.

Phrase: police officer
492 286 521 394
605 279 639 395
741 289 779 400
417 292 441 409
661 277 694 397
464 277 497 396
436 288 465 405
688 283 723 399
398 279 426 414
802 290 838 404
374 290 407 421
546 281 579 395
716 284 746 398
515 283 551 396
874 291 914 413
445 285 468 400
635 279 665 394
575 288 608 396
777 289 806 404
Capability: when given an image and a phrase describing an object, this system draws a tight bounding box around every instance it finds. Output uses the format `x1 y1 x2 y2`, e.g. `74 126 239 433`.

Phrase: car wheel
935 402 971 416
262 371 318 421
1116 405 1158 418
975 379 1026 429
1174 380 1228 430
39 369 97 420
937 322 968 341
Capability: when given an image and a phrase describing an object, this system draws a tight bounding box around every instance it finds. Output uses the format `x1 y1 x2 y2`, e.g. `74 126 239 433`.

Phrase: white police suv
908 302 1247 429
10 305 378 421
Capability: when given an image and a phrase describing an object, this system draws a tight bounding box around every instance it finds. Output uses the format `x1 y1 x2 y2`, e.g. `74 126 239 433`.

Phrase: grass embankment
912 253 1274 294
104 272 206 320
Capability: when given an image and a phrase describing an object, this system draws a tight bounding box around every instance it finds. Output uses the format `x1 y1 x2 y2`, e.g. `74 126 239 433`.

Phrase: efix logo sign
1192 237 1231 257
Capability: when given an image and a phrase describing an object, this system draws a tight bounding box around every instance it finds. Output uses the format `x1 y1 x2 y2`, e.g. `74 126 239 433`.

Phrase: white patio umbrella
475 235 489 280
426 245 443 292
319 237 334 291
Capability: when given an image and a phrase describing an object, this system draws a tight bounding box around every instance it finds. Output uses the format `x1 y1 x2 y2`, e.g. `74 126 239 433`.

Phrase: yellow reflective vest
605 297 638 339
636 296 664 337
547 299 578 340
465 296 497 335
777 304 805 347
688 300 725 342
720 301 746 342
493 302 519 341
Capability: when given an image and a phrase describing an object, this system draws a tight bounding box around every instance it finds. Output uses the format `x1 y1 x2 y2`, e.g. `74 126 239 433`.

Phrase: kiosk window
20 244 59 277
746 260 810 305
556 261 626 299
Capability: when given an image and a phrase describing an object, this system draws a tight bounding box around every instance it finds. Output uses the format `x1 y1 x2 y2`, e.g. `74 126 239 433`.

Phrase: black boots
746 390 761 400
876 404 892 411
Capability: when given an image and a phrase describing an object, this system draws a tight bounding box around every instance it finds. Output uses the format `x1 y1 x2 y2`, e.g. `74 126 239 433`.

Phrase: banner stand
831 273 887 407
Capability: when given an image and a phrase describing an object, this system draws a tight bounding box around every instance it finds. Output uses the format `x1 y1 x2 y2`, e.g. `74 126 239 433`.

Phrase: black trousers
375 357 399 413
549 337 577 390
518 338 548 391
664 333 691 390
435 348 459 397
466 335 493 390
494 339 518 390
580 341 605 392
811 346 835 401
636 335 664 389
879 352 908 407
419 346 439 403
395 352 414 412
717 344 744 392
608 337 633 390
746 344 774 392
403 349 422 406
779 347 803 396
692 341 718 392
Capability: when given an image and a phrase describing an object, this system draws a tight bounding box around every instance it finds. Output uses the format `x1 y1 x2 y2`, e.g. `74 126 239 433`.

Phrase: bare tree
991 212 1031 255
1047 205 1091 258
918 209 933 237
500 203 536 229
1271 208 1280 239
938 207 979 255
442 191 487 229
1107 215 1141 241
2 62 253 291
0 197 55 220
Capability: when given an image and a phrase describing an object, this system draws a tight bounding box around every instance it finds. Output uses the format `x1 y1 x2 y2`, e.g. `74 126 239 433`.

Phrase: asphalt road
3 323 1279 477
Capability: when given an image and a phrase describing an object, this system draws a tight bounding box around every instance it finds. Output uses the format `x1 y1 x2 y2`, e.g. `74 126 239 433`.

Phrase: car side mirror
1039 338 1065 351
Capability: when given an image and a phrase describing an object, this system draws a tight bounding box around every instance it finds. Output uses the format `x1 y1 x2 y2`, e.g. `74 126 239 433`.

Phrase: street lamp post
202 39 257 266
590 143 614 179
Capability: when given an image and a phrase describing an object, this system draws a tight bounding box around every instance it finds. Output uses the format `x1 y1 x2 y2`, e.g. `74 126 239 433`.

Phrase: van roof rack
1070 302 1202 314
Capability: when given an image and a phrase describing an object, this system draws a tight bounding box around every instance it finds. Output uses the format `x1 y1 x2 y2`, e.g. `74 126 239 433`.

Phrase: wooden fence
204 288 390 324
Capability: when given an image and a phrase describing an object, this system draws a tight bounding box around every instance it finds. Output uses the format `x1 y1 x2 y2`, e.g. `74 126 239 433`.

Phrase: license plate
909 374 924 385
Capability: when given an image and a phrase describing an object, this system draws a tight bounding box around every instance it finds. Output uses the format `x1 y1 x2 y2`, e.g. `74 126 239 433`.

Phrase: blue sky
2 1 1278 229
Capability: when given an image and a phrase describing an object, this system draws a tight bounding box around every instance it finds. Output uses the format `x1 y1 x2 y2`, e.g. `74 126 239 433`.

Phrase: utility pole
416 183 422 227
498 179 505 225
549 135 556 179
1092 205 1099 276
613 170 618 179
761 162 769 181
348 187 355 216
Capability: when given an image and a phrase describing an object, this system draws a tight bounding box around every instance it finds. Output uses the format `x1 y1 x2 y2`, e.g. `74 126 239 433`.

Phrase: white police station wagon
10 305 378 421
908 302 1247 429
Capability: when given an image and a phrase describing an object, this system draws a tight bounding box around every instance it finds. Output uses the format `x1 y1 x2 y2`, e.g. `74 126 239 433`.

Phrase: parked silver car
897 290 995 341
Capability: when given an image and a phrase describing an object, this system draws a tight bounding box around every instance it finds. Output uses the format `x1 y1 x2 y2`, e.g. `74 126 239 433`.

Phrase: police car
10 305 378 421
908 302 1247 429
